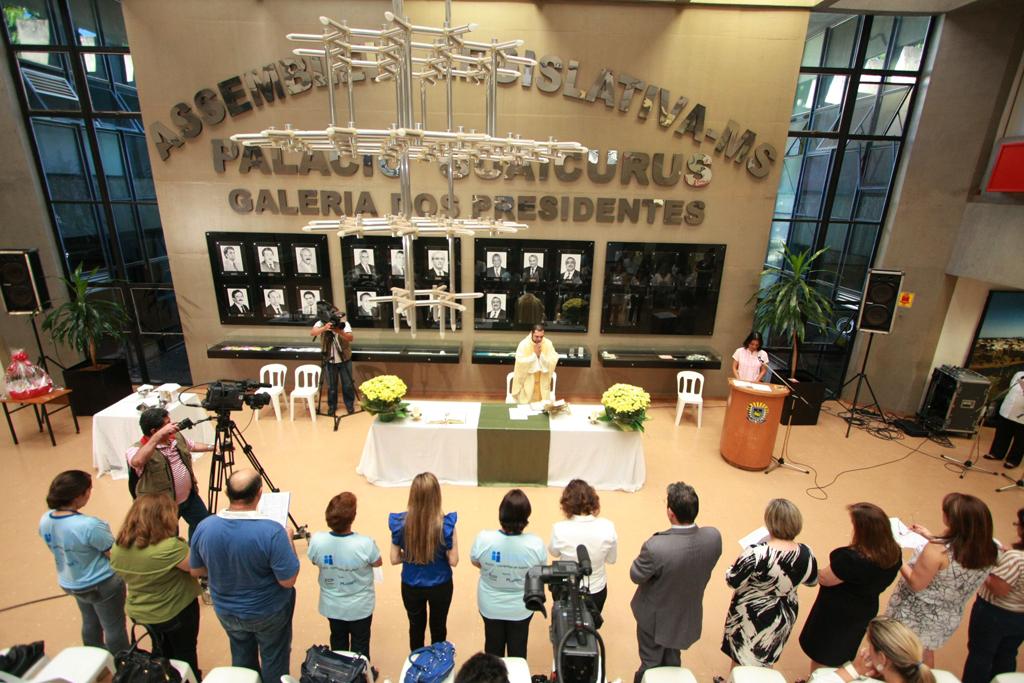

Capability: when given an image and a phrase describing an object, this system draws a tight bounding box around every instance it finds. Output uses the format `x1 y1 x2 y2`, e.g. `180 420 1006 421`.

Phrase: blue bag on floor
404 641 455 683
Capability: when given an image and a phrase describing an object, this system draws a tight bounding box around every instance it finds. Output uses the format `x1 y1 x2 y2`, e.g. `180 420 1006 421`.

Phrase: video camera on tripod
524 545 604 683
201 379 272 413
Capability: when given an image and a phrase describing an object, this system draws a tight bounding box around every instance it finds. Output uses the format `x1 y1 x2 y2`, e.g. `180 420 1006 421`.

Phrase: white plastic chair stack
502 657 533 683
640 666 699 683
290 364 321 422
255 363 287 422
31 646 114 683
202 667 261 682
170 659 200 683
675 370 704 428
728 666 787 683
505 371 558 404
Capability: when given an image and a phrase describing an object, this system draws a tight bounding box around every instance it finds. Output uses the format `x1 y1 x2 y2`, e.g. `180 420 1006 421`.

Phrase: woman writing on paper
732 332 769 383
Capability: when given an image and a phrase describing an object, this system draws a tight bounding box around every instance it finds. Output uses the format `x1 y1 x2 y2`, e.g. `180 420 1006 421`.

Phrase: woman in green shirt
110 493 202 675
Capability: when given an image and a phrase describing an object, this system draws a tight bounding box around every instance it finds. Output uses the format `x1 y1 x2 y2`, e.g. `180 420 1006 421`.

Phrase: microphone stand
765 366 811 476
940 409 997 480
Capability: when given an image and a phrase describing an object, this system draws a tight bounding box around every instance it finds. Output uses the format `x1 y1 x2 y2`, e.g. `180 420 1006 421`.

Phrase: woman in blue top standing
309 492 382 661
471 489 546 657
390 472 459 651
39 470 129 653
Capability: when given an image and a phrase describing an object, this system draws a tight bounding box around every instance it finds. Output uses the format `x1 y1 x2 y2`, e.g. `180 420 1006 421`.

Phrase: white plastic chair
728 666 787 683
932 671 962 683
505 371 558 404
171 659 200 683
290 364 321 422
675 370 704 428
255 363 287 421
502 657 532 683
991 674 1024 683
32 646 114 683
202 667 261 683
641 666 699 683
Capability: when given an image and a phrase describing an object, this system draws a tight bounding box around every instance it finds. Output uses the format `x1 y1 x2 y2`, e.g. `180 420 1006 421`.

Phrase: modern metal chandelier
231 1 587 336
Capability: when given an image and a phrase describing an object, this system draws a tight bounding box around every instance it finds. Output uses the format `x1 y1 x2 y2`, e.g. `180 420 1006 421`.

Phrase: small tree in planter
42 265 131 414
750 245 834 379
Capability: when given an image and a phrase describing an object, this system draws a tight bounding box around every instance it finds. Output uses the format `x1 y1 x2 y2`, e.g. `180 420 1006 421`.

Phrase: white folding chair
171 660 200 683
290 363 321 422
505 371 516 403
32 646 114 683
991 674 1024 683
675 370 704 427
255 363 287 422
932 671 962 683
728 666 787 683
502 657 532 683
202 667 261 683
641 666 699 683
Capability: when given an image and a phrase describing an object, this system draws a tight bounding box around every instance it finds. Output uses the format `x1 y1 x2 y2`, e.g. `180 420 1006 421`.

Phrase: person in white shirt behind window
548 479 617 619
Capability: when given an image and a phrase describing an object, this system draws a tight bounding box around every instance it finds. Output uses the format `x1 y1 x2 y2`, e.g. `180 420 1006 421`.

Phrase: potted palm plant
750 245 834 425
42 265 133 415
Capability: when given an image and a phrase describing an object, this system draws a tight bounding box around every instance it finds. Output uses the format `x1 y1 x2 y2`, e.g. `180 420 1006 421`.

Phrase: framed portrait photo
425 249 450 281
481 292 508 322
255 244 282 275
484 251 510 281
355 291 379 318
521 251 546 283
297 287 323 318
389 248 407 277
293 244 320 276
225 286 251 317
261 287 289 319
559 252 584 284
348 247 378 283
219 243 244 274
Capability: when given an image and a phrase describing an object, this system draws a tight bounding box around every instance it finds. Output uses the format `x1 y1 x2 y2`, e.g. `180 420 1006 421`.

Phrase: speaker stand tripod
28 313 64 375
207 411 309 540
765 372 811 476
840 332 889 438
940 412 997 480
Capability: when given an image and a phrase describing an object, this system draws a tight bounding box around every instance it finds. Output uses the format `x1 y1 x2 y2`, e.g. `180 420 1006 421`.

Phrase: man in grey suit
629 482 722 683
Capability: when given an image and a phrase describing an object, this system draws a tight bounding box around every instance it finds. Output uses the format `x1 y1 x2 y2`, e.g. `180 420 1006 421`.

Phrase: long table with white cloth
92 393 214 480
356 400 645 491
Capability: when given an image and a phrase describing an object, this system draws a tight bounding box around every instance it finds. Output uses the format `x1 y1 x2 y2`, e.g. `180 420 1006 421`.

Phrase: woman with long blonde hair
389 472 459 651
110 493 201 675
812 617 936 683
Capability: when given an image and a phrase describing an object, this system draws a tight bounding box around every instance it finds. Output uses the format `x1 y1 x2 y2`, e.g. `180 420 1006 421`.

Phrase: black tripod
840 333 889 438
941 410 998 480
314 347 344 432
206 411 309 540
766 372 811 476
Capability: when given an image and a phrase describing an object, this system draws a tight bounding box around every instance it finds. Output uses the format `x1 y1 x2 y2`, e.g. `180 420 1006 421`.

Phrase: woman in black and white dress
722 498 818 667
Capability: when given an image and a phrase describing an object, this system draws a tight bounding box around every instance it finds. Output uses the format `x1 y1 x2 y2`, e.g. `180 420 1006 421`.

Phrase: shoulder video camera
201 379 272 413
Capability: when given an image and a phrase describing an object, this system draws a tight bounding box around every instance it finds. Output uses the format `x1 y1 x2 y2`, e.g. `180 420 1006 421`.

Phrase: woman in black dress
800 502 902 671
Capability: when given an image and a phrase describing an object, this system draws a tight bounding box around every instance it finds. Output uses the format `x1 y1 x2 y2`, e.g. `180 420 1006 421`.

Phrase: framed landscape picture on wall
601 242 726 335
207 232 332 326
965 290 1024 403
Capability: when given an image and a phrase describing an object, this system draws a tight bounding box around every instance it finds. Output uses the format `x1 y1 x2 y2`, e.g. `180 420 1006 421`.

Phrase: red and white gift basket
4 350 53 399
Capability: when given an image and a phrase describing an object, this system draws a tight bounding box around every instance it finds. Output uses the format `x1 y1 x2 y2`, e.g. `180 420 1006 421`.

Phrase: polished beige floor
0 393 1021 681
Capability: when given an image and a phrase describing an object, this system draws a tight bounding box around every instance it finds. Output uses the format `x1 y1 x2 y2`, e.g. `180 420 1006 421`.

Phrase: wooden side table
0 388 79 447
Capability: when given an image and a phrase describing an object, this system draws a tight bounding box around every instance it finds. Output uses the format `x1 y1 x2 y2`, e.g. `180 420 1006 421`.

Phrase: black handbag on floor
300 645 368 683
112 625 182 683
0 641 45 676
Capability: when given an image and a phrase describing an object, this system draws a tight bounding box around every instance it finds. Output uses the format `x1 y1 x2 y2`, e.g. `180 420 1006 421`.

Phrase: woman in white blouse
549 479 617 617
732 331 769 382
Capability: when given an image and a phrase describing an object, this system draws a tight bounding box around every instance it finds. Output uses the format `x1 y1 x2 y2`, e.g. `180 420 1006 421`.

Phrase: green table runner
476 403 550 486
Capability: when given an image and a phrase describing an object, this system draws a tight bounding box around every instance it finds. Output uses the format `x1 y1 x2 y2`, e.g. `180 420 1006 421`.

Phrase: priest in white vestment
511 324 559 404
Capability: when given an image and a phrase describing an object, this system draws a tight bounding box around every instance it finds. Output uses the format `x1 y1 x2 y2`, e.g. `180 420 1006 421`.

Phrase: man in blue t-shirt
190 469 300 682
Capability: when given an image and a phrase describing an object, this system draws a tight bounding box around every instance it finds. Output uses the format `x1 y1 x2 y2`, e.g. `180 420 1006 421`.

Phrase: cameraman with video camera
126 408 215 538
310 301 356 416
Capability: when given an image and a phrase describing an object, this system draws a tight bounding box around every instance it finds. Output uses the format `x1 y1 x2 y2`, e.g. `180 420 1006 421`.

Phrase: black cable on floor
0 593 68 613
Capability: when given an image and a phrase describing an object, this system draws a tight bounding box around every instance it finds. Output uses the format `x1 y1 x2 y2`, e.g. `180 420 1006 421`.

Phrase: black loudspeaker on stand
840 269 904 438
0 248 63 374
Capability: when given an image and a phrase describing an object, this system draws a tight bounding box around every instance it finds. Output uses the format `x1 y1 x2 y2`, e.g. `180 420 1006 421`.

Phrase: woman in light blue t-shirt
308 492 382 661
471 489 547 657
38 470 129 654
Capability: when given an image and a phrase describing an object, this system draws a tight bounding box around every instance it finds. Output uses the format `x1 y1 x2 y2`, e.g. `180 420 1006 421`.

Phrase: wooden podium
720 378 790 471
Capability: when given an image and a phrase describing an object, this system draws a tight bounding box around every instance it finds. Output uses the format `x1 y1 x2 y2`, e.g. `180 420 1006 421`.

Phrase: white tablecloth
356 401 481 487
356 401 646 491
92 394 214 479
548 404 646 492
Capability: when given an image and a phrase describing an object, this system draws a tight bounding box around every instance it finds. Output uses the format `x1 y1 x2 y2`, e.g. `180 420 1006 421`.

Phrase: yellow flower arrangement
599 383 651 432
358 375 409 421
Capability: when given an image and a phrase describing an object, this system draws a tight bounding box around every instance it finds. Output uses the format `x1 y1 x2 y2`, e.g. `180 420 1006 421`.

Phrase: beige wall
123 0 809 399
852 0 1024 415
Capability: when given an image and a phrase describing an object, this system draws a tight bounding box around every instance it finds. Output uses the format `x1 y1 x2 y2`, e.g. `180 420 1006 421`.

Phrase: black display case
207 340 461 363
472 343 591 367
597 346 722 369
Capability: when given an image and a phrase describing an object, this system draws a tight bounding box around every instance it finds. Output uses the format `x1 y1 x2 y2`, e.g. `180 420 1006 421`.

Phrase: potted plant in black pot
750 245 834 425
42 265 132 416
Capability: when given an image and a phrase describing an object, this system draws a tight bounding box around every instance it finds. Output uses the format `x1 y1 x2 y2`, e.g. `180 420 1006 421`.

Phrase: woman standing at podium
732 332 769 382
